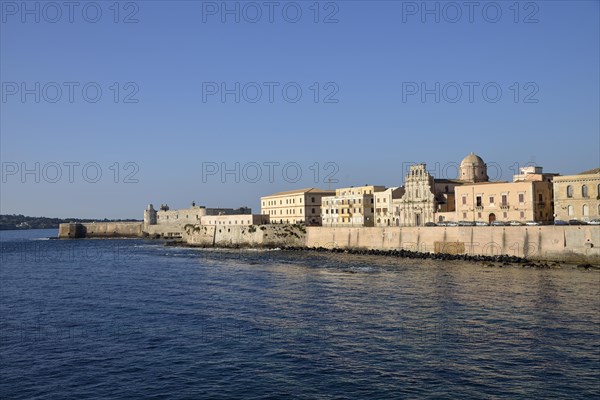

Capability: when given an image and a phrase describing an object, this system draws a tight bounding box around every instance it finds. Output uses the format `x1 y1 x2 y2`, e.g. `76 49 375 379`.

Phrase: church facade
397 153 489 226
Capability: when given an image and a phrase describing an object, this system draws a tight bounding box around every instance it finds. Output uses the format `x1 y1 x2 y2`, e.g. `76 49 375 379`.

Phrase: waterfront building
201 214 270 226
396 162 467 227
260 188 335 225
553 168 600 222
374 187 405 227
321 185 386 227
454 166 556 224
144 202 252 237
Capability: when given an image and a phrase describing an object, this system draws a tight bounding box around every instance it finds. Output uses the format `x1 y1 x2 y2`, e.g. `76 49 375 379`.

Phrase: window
503 212 507 218
311 197 315 203
489 196 494 205
311 208 315 214
520 211 524 219
477 212 482 218
583 204 589 216
538 194 543 202
501 195 507 205
476 196 482 207
463 212 467 219
462 196 467 205
582 185 588 198
568 205 574 216
567 185 573 198
518 193 524 203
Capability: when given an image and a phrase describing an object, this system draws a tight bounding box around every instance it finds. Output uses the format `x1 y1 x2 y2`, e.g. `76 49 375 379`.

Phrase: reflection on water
1 230 599 399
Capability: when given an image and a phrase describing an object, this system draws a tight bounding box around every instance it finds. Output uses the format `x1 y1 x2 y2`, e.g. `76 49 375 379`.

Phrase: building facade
553 168 600 222
201 214 270 226
454 166 556 224
374 187 405 227
396 162 468 226
143 202 252 237
396 164 438 226
321 185 386 227
261 188 335 225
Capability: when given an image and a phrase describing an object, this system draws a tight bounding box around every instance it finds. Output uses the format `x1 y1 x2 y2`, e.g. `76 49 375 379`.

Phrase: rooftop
261 188 335 197
578 167 600 175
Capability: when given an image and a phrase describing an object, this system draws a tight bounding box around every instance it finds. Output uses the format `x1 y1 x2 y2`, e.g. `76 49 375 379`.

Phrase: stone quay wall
306 225 599 264
58 222 144 238
59 222 599 264
183 224 306 248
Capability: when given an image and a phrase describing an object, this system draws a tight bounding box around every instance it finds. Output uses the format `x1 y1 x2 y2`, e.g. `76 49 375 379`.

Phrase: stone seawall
58 222 599 264
58 222 144 238
183 224 306 248
306 226 600 264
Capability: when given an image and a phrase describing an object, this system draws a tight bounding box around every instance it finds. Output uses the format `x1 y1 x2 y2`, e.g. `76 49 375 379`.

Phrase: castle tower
143 204 157 226
459 153 489 183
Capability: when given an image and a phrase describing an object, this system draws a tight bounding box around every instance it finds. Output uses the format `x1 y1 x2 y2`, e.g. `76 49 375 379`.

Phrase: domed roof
461 152 485 165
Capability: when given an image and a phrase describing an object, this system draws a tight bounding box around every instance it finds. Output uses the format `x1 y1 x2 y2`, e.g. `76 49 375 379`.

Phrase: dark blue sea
1 229 599 399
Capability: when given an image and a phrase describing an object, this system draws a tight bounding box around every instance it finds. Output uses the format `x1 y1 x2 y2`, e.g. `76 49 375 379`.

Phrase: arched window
583 204 589 216
582 185 588 198
566 185 573 198
567 205 574 216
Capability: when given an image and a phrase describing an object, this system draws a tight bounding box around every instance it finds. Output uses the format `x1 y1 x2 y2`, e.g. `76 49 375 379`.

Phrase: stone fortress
143 202 263 238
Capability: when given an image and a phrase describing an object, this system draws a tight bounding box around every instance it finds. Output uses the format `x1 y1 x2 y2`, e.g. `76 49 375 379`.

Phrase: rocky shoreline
165 241 600 270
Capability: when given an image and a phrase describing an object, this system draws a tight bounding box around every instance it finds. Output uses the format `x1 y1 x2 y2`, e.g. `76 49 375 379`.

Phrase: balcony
475 205 484 211
500 203 510 210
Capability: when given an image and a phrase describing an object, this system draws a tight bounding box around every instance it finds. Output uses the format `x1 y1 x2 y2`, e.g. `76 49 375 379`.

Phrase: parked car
554 220 569 226
436 221 448 227
458 221 475 226
446 221 459 227
508 221 524 226
491 221 506 226
475 221 489 226
525 221 540 226
569 219 587 225
424 222 437 227
588 219 600 225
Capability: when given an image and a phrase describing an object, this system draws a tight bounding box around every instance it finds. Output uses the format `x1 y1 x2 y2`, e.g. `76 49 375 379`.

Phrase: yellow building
261 188 334 225
454 166 556 224
321 185 386 227
553 168 600 222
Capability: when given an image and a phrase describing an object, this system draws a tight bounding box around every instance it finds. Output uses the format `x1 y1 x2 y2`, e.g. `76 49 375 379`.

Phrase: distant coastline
0 214 140 231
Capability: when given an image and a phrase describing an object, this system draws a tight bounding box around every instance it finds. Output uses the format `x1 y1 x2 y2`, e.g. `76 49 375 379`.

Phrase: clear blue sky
1 0 599 218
